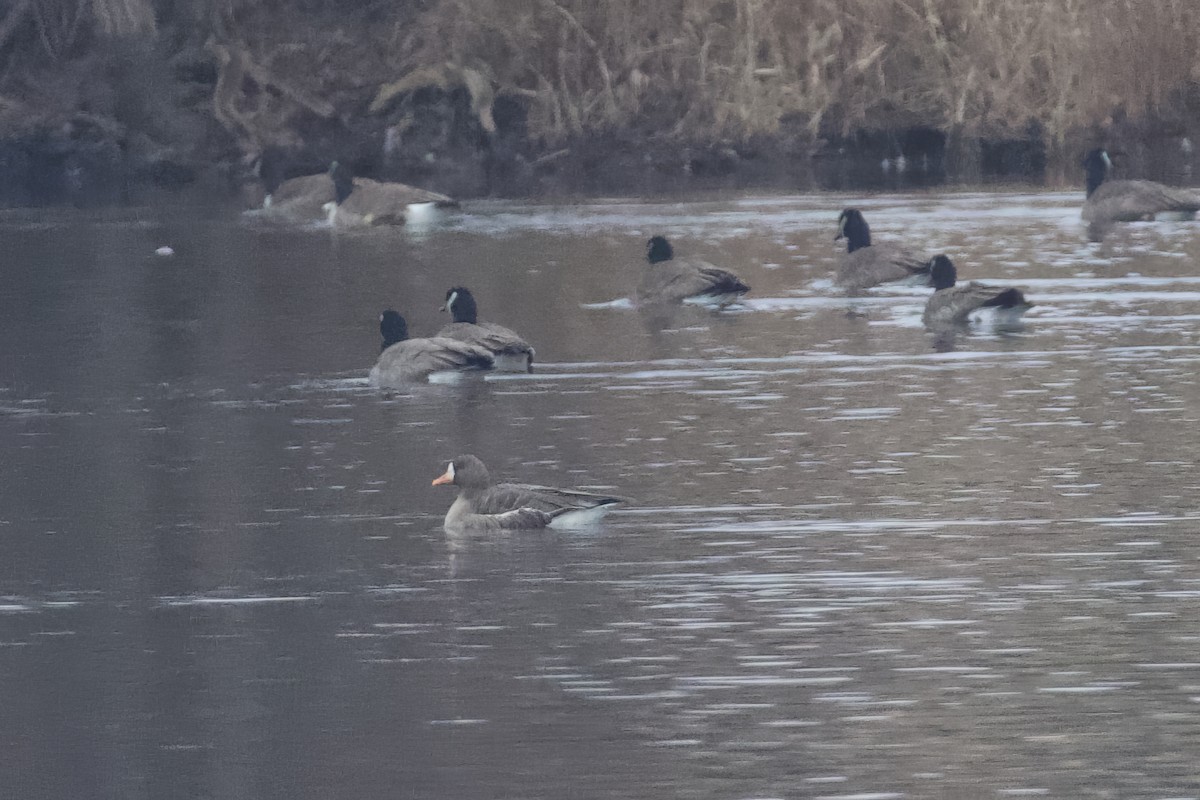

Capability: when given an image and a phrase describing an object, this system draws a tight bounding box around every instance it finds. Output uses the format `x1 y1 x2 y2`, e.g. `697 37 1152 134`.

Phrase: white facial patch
447 291 458 310
447 461 455 479
1101 150 1112 169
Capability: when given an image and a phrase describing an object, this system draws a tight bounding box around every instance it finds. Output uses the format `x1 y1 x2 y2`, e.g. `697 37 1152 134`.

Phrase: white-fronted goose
436 286 535 372
1081 148 1200 230
922 255 1032 328
834 208 932 292
636 236 750 307
369 309 494 387
431 454 626 530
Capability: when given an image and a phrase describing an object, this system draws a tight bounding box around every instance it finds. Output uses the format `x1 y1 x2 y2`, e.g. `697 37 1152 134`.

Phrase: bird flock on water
251 147 1200 530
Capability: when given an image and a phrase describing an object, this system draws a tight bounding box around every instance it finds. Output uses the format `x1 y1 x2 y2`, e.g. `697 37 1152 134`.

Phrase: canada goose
369 309 494 387
636 236 750 307
431 454 626 530
1082 148 1200 227
252 156 456 226
922 255 1032 328
834 208 932 292
436 286 535 372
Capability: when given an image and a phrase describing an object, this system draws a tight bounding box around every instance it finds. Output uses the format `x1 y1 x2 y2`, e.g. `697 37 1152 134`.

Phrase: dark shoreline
0 112 1194 209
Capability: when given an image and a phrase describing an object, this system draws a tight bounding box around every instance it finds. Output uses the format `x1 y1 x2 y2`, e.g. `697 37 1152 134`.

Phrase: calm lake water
3 192 1200 799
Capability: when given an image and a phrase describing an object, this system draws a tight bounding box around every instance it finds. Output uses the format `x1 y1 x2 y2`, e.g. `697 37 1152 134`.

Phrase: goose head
835 208 871 252
380 309 409 350
1082 148 1112 198
929 255 957 290
646 235 674 264
431 454 492 490
329 160 354 205
255 145 288 207
441 286 478 324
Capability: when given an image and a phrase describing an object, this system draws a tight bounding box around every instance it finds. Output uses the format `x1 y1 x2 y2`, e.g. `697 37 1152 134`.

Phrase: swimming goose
253 157 456 225
1081 148 1200 227
834 208 932 292
369 309 494 387
431 454 626 530
636 236 750 307
922 255 1031 328
436 286 535 372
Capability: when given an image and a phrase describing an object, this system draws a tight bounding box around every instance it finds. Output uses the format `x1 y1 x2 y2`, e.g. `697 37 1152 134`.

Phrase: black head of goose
369 309 494 387
255 145 290 208
922 255 1032 328
329 161 355 206
647 235 674 264
1082 148 1112 199
1081 148 1200 231
436 286 535 372
833 208 931 292
637 235 750 307
323 161 381 227
834 208 872 253
431 454 627 530
380 308 409 352
442 286 481 324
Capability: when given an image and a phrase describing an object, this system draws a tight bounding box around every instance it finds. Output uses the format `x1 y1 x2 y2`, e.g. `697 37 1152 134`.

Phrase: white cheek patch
447 462 455 479
447 292 458 310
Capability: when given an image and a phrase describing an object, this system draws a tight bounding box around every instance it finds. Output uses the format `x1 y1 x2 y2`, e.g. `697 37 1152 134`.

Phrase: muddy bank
3 91 1198 207
1 0 1198 207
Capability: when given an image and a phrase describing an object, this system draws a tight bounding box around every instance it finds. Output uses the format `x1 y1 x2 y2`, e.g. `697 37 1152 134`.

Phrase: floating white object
155 246 175 257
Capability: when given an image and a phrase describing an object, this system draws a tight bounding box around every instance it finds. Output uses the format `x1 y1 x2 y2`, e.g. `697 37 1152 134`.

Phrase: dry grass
1 0 1198 164
375 0 1200 148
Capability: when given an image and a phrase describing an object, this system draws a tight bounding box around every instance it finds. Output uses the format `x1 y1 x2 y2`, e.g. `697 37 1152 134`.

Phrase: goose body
922 255 1032 328
834 208 932 292
1081 148 1200 225
432 455 626 530
369 310 494 387
636 236 750 307
435 286 535 372
252 158 457 226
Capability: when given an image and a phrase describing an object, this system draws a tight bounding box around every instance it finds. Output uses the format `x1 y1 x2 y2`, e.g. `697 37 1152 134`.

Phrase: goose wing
836 244 930 291
253 173 335 220
260 174 457 224
1083 179 1200 222
451 506 558 530
475 483 626 515
340 177 457 224
923 282 1029 326
639 259 750 304
436 322 535 359
369 337 494 385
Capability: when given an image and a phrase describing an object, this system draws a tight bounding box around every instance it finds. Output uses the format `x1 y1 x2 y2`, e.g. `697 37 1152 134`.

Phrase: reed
370 0 1200 149
1 0 1197 175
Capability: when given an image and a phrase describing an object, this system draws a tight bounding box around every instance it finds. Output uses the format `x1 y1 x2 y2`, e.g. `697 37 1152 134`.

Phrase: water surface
3 193 1200 798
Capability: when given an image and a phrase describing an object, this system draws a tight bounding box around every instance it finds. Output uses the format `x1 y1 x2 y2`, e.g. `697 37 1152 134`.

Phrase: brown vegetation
0 0 1198 196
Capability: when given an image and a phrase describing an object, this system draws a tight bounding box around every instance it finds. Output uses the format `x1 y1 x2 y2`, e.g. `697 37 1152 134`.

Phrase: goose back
370 337 494 386
834 208 931 291
1082 179 1200 223
637 236 749 306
